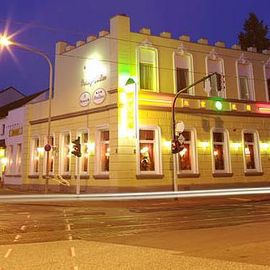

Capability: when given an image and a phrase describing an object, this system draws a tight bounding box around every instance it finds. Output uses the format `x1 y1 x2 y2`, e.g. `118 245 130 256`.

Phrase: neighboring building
0 87 25 107
17 14 270 192
0 91 48 184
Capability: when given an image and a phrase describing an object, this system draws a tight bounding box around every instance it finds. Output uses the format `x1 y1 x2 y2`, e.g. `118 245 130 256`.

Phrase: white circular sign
79 92 91 107
175 121 185 133
93 88 106 105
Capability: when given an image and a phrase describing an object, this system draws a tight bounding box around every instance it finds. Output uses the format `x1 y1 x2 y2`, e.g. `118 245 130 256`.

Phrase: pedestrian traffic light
171 139 181 154
71 137 81 157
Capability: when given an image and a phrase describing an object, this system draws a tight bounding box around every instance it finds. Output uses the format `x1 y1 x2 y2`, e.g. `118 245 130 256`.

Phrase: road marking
14 235 21 241
68 234 73 241
73 266 79 270
4 249 12 258
229 198 251 202
65 219 69 223
70 247 76 257
67 224 71 231
20 225 26 231
27 215 31 219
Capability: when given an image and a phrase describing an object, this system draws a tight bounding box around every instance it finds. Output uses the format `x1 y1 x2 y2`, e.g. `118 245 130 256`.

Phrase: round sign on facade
44 144 52 152
93 88 106 105
175 121 185 134
79 92 91 107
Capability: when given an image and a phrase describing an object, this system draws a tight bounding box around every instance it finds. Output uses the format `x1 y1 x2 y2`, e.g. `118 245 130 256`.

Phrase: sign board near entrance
93 88 106 105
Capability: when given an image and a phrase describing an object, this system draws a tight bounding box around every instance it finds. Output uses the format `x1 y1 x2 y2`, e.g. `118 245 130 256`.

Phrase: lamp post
0 35 53 193
171 72 220 191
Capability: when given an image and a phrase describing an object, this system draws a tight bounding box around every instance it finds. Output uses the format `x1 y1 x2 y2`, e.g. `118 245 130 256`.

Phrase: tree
238 13 270 53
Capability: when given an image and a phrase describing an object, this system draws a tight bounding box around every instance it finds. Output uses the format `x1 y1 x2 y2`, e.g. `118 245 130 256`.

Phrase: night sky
0 0 269 96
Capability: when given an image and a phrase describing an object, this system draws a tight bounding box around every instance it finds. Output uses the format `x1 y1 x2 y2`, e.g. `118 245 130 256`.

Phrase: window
211 130 230 173
95 129 110 176
264 65 270 101
206 56 225 98
177 130 197 174
16 144 22 174
243 131 261 172
176 68 189 93
174 52 194 94
138 127 162 175
267 79 270 101
0 124 5 136
237 61 254 100
60 133 71 174
44 136 55 174
80 131 89 174
239 76 250 100
138 47 158 91
6 145 13 174
30 137 40 174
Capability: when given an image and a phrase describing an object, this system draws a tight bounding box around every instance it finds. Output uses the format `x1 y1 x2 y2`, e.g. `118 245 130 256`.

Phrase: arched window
138 44 159 92
236 54 255 100
174 45 194 95
263 59 270 101
206 49 225 97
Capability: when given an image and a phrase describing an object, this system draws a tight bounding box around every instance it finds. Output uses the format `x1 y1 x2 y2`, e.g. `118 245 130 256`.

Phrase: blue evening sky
0 0 269 95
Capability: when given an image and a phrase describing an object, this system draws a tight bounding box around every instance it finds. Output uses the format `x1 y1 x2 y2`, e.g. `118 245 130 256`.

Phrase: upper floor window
177 129 198 175
206 50 225 97
264 63 270 101
138 127 162 175
138 47 158 91
0 124 5 136
236 55 255 100
174 50 194 94
211 129 231 174
243 131 261 172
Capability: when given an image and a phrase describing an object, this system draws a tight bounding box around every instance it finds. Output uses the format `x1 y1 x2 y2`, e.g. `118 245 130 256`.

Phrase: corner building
23 15 270 192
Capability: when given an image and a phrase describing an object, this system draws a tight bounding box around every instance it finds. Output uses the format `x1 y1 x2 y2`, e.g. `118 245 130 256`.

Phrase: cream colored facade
14 14 270 192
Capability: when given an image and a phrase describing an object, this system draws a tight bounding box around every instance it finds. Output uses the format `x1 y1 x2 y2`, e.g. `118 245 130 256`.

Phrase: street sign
175 121 185 134
44 144 51 152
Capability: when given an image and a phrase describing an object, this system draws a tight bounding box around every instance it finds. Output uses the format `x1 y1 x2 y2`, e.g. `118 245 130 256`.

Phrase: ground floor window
177 130 197 174
30 137 40 175
243 131 261 172
95 128 110 175
138 127 162 175
211 129 230 173
60 133 71 174
16 143 22 174
79 130 89 174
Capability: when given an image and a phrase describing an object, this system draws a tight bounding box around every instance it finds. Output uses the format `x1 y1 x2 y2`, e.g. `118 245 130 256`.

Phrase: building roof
0 89 48 118
0 86 25 96
0 86 26 107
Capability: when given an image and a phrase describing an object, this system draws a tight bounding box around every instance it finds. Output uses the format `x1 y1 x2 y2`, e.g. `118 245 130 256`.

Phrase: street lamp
0 34 53 193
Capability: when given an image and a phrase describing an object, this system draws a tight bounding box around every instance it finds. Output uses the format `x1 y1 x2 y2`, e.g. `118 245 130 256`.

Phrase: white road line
20 225 26 231
230 198 251 202
70 247 76 257
4 249 12 258
73 266 79 270
14 235 21 241
68 234 73 241
67 224 71 231
27 215 31 219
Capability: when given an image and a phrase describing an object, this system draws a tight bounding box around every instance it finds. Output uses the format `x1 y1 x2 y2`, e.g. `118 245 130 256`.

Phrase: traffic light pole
76 157 81 195
172 72 219 192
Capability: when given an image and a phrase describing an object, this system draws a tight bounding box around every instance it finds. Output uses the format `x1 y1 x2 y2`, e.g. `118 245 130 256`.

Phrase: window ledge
93 174 109 179
136 174 164 179
212 172 233 177
75 175 90 179
4 175 22 177
61 175 71 179
177 173 200 178
28 175 39 179
245 171 264 176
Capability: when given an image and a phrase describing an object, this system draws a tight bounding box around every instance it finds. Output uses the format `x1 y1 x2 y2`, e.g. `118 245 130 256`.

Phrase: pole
171 72 218 191
12 43 53 194
76 157 81 195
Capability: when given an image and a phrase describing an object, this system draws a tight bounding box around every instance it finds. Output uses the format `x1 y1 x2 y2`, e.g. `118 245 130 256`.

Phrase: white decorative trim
140 39 153 47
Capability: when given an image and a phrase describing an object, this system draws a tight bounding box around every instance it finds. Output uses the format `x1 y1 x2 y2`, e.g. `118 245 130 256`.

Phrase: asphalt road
0 195 270 269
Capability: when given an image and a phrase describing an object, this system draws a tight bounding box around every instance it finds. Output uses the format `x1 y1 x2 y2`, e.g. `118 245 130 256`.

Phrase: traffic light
216 73 222 92
171 139 181 154
71 137 81 157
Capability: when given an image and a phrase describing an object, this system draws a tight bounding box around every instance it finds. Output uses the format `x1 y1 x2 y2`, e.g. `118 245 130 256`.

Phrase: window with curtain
176 68 189 93
239 76 250 100
243 132 260 171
